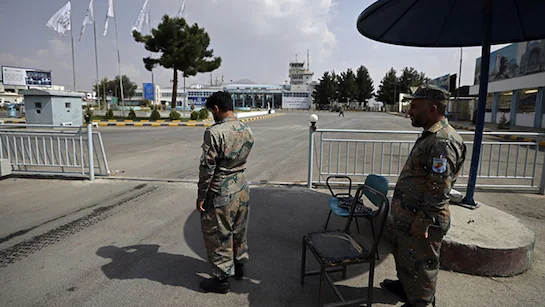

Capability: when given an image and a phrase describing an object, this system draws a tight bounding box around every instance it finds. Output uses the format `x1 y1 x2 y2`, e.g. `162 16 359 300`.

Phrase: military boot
380 279 408 302
200 277 230 294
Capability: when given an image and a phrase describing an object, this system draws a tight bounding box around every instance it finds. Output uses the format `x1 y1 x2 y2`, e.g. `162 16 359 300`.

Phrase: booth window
65 102 71 108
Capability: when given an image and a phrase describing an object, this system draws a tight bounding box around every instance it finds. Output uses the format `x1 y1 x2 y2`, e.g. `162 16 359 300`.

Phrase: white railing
0 123 109 180
308 128 545 194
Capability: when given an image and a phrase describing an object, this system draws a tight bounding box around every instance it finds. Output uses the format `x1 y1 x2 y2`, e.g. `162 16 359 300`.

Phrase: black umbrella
356 0 545 207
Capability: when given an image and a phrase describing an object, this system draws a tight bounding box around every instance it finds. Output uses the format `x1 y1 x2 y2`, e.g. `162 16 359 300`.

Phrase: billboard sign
474 39 545 85
143 83 155 100
429 74 451 91
1 66 52 87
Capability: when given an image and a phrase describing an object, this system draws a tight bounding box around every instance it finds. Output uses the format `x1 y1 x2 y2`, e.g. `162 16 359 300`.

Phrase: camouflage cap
407 84 450 102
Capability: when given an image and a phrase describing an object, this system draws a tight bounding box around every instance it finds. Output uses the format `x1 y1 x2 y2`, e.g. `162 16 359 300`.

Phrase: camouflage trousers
392 202 446 307
200 187 250 279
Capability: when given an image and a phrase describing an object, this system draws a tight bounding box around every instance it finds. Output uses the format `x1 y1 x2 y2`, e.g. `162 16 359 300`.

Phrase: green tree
133 15 221 108
110 75 138 100
312 71 337 106
376 67 398 105
93 78 110 106
398 67 429 94
338 69 358 103
93 75 138 103
355 65 374 107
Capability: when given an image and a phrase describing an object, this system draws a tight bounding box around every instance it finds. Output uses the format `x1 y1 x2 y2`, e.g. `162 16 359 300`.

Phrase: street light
308 114 319 188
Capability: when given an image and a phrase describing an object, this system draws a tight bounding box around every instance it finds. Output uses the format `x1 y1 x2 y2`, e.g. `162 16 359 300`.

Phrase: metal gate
308 128 545 194
0 123 109 180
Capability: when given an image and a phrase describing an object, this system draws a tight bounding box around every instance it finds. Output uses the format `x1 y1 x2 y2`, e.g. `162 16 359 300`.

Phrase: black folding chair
301 183 390 307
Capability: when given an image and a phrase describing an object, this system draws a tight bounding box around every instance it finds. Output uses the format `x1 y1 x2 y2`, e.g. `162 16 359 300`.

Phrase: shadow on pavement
95 186 400 306
183 186 400 306
96 244 209 293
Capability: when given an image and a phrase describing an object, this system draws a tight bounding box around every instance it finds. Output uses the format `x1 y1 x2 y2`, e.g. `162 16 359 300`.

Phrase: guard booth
22 89 84 126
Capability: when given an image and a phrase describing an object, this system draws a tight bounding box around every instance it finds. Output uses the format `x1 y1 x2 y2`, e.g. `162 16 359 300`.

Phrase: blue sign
143 83 155 100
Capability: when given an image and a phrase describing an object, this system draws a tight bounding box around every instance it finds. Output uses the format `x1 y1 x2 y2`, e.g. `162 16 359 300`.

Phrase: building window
65 102 71 108
35 102 42 108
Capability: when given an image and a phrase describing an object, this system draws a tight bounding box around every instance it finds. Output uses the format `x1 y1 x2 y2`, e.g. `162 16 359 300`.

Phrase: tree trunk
171 69 178 112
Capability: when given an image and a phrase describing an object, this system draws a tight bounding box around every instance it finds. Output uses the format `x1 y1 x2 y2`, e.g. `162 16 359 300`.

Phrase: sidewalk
0 178 544 306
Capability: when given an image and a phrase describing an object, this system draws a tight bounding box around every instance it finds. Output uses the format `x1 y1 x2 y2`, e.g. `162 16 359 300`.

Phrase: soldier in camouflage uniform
381 84 466 307
196 91 254 293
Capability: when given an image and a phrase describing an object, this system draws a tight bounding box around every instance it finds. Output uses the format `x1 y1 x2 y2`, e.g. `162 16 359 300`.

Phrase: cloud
47 38 70 56
0 52 40 68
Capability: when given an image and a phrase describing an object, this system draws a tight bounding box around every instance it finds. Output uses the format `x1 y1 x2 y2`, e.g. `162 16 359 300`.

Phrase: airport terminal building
469 40 545 128
134 59 315 110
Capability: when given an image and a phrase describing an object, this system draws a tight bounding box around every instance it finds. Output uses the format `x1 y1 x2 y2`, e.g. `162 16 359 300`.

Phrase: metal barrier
308 127 545 194
0 123 109 180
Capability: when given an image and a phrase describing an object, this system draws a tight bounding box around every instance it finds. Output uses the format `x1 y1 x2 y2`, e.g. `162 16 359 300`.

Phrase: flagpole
148 1 154 86
69 1 77 91
112 0 125 116
91 1 100 111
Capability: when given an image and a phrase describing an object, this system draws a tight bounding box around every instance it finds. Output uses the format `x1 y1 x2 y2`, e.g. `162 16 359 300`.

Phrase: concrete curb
384 202 536 277
387 112 545 147
95 122 212 127
1 114 282 127
450 124 545 146
239 113 283 123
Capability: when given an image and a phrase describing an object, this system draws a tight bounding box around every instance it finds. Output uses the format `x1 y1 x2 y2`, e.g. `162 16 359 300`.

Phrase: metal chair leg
368 258 375 307
319 266 326 307
324 211 332 230
301 238 307 285
369 221 380 260
355 218 361 233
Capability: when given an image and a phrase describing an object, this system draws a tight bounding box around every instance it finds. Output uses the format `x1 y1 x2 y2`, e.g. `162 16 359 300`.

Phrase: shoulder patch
432 157 447 173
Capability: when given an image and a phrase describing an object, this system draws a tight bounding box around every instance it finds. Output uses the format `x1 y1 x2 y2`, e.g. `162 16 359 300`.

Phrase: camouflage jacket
197 116 254 203
393 118 466 225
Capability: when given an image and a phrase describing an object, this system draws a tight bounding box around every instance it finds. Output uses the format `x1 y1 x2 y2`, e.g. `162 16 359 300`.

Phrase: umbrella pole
462 1 492 208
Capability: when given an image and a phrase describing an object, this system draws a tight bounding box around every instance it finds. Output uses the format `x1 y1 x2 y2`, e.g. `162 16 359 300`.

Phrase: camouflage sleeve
417 140 457 227
197 129 219 202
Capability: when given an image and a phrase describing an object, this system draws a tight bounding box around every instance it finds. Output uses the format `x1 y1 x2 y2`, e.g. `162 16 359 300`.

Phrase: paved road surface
1 178 544 307
100 112 543 189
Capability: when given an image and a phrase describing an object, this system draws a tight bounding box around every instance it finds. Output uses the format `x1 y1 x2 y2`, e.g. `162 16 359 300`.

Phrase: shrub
198 108 210 120
169 110 181 120
128 109 137 120
190 103 195 111
190 111 199 120
106 108 115 119
150 109 161 120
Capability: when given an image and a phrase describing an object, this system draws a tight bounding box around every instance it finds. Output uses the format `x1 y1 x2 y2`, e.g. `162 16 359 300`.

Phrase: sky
0 0 509 92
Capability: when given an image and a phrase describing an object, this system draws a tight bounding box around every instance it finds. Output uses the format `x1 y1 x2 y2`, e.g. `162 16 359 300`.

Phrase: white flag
46 1 72 36
176 1 186 18
103 0 114 36
79 0 94 41
132 0 149 33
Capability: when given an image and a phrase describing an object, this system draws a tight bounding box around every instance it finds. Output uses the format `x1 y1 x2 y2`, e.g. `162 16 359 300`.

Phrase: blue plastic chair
325 174 389 259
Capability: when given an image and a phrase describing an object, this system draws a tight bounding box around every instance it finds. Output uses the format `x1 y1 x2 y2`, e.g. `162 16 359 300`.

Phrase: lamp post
308 114 319 188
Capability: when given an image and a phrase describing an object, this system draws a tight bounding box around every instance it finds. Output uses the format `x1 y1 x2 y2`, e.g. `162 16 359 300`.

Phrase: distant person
381 84 466 307
197 90 255 293
339 107 344 117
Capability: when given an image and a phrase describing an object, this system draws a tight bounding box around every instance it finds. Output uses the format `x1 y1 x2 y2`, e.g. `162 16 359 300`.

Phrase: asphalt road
100 111 420 181
1 112 545 307
99 111 543 189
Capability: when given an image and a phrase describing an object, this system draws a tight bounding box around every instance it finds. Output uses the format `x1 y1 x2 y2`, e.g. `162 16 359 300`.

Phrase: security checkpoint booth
22 89 84 126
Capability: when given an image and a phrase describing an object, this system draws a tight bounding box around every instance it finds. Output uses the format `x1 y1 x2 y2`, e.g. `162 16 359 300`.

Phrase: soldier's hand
410 221 429 239
196 200 205 212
